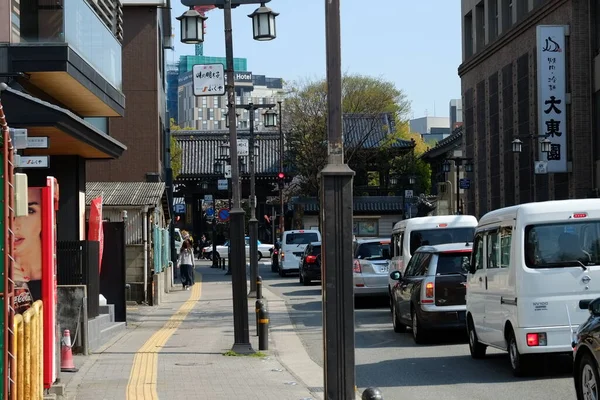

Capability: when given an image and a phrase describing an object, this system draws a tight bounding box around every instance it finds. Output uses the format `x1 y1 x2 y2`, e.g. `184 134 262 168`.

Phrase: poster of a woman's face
14 188 43 283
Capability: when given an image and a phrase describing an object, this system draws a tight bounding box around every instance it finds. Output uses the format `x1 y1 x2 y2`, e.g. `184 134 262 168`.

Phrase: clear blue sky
168 0 461 118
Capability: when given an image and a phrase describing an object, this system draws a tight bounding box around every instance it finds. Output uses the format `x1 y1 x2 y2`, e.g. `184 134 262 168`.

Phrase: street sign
10 128 27 149
459 178 471 189
173 204 185 214
27 136 49 149
534 161 548 175
192 64 225 97
237 139 249 156
218 179 228 190
224 165 232 178
218 208 230 222
404 189 413 199
19 156 49 168
206 208 215 217
204 194 213 202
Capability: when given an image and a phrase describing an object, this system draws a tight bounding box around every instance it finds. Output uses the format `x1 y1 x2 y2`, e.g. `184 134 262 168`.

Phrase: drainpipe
143 205 149 304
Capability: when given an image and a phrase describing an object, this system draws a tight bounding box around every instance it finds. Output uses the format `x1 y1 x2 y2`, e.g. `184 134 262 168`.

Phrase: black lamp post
511 134 552 202
443 157 474 215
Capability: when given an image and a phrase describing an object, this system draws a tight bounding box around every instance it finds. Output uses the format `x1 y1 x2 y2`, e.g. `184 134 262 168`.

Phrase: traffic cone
61 330 78 372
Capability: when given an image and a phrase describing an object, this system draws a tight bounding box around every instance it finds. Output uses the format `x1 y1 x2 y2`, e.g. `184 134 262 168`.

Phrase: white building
410 116 451 144
449 99 463 129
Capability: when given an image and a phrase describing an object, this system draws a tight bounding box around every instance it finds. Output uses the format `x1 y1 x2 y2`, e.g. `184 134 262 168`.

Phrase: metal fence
56 241 100 318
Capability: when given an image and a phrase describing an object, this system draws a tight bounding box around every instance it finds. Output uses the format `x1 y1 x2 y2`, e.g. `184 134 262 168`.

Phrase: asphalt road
258 263 577 400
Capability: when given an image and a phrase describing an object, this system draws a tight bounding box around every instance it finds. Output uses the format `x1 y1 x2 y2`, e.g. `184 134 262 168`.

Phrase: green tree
169 118 193 178
284 74 412 196
391 131 432 194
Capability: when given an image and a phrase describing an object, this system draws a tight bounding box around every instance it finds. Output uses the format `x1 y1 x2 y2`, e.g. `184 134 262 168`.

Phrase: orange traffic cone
60 330 78 372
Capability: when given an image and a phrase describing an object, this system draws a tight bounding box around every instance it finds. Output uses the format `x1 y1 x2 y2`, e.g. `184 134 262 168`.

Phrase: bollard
256 276 263 300
255 299 264 337
258 303 269 350
362 387 384 400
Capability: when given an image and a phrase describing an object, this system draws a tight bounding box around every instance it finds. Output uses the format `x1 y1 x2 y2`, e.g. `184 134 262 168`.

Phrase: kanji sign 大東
536 25 567 173
192 64 225 97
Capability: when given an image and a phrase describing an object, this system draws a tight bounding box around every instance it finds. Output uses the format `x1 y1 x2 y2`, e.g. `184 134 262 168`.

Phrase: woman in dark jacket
178 240 195 290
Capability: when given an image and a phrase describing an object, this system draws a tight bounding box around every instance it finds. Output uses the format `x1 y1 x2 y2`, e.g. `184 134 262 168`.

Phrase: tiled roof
292 196 404 213
344 114 414 149
174 130 282 177
86 182 166 206
420 126 464 160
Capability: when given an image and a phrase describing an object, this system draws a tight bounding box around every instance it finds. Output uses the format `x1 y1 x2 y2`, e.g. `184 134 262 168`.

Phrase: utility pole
247 105 259 298
278 100 284 236
223 0 251 354
321 0 356 398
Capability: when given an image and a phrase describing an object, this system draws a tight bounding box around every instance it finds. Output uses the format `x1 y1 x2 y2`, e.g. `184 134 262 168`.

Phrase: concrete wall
57 285 86 353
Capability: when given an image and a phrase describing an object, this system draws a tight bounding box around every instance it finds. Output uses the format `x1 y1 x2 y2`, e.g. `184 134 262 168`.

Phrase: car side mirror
589 297 600 317
389 271 402 280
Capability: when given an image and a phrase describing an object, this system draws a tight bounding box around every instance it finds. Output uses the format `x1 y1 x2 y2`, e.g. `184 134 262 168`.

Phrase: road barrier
258 303 269 351
256 276 262 300
13 300 43 400
255 299 264 337
362 387 384 399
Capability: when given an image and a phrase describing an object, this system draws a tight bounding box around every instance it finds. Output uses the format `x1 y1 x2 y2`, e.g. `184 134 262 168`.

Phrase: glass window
486 230 500 269
285 232 319 245
473 233 484 270
355 241 391 261
414 254 432 276
410 227 475 254
404 253 422 277
400 233 404 256
436 252 471 275
500 226 512 268
525 221 600 268
310 245 322 256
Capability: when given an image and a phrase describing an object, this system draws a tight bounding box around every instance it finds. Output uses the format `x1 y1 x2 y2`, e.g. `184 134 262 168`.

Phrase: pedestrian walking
178 240 195 290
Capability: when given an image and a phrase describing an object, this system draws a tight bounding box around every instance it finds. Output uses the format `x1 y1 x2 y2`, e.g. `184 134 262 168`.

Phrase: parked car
390 243 471 344
467 199 600 377
353 238 392 297
202 237 272 260
299 241 321 285
280 230 321 276
574 297 600 400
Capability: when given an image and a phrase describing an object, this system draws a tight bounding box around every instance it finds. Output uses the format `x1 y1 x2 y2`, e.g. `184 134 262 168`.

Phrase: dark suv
389 242 472 344
299 241 321 285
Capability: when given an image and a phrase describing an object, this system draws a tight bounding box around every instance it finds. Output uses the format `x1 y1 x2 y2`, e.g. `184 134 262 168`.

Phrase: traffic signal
277 172 285 189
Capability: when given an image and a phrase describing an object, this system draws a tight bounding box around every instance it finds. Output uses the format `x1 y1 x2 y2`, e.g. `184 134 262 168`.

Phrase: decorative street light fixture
263 108 277 127
408 176 416 185
511 135 552 154
389 176 398 186
213 161 223 175
176 7 208 44
540 138 552 154
248 3 279 41
512 138 523 153
442 161 451 173
201 182 209 190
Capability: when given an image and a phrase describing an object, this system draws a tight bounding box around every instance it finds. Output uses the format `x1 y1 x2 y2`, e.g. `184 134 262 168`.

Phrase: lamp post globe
389 176 398 186
248 3 279 41
263 109 277 127
442 161 451 173
540 138 552 153
409 176 416 185
177 8 207 44
512 138 523 153
465 161 474 173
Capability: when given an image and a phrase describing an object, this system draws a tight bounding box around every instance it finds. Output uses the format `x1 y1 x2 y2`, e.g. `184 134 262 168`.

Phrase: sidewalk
62 263 322 400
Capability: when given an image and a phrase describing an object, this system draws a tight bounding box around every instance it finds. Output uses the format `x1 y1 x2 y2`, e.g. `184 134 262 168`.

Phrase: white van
280 230 321 277
466 199 600 376
389 215 478 300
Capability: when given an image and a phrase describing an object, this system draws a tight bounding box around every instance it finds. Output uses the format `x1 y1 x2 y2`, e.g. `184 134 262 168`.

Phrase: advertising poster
88 196 104 273
13 178 58 388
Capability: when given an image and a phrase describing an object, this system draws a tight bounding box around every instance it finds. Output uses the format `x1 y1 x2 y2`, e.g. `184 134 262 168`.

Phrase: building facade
178 70 284 130
410 116 451 144
449 99 463 129
87 0 172 182
459 0 597 218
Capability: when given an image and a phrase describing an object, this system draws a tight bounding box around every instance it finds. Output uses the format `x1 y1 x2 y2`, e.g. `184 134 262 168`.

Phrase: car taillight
281 252 285 261
353 259 362 273
306 255 317 264
422 281 434 304
526 332 547 346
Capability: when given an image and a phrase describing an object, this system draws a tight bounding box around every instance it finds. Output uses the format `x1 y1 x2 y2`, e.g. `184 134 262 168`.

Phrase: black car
574 297 600 400
390 242 472 344
299 241 321 285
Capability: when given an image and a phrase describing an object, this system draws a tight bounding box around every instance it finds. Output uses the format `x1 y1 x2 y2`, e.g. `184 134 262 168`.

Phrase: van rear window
285 233 319 245
525 222 600 268
410 228 475 254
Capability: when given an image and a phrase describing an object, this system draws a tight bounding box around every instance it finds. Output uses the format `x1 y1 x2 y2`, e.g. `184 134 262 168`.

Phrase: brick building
459 0 598 218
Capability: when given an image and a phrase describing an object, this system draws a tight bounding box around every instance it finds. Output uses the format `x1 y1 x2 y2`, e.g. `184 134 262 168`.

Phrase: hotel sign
536 25 568 173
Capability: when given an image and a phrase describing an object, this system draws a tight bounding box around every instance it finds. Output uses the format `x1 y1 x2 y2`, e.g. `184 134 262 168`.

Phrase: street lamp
201 182 209 190
511 134 551 202
263 108 277 127
389 176 398 186
213 161 223 175
512 138 523 153
248 3 279 41
408 176 416 185
176 8 208 44
224 112 239 128
442 161 451 173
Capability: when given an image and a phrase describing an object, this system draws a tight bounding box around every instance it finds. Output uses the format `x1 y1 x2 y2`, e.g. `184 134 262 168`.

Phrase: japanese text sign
537 25 567 173
192 63 226 97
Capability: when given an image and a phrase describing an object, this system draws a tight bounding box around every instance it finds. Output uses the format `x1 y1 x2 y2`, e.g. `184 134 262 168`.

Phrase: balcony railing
15 0 122 90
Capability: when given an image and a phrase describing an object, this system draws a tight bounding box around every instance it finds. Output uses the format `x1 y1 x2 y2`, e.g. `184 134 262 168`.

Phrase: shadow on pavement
282 289 322 297
356 353 573 388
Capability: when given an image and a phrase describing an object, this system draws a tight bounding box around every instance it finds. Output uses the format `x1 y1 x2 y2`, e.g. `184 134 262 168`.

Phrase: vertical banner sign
537 25 568 172
88 196 104 273
42 177 58 388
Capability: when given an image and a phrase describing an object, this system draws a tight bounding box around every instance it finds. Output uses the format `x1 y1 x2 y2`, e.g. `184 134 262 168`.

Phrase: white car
203 237 272 260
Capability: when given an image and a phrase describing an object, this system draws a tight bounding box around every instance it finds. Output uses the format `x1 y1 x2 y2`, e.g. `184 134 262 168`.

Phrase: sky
168 0 462 119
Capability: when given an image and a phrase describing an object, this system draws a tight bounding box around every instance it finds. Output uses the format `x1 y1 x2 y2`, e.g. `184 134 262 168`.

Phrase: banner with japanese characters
537 25 568 173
